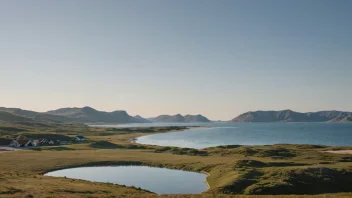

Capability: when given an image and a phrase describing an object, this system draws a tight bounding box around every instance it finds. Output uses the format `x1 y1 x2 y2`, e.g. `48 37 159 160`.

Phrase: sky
0 0 351 120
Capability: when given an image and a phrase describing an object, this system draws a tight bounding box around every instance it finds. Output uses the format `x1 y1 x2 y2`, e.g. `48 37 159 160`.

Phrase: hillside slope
150 114 210 123
0 111 32 122
0 107 71 122
46 106 145 123
231 110 352 122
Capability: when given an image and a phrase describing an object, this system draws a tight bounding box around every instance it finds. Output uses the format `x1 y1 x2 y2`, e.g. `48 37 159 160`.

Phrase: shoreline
201 171 211 191
129 126 212 144
42 161 211 193
322 150 352 155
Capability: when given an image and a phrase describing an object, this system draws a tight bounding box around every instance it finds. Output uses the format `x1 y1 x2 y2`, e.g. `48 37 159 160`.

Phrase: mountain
1 106 210 124
0 111 33 122
0 107 71 122
133 115 151 123
46 106 144 123
150 114 210 123
184 114 211 122
231 110 352 122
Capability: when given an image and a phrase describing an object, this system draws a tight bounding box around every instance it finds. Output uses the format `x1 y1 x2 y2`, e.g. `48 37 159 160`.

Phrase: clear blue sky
1 0 351 120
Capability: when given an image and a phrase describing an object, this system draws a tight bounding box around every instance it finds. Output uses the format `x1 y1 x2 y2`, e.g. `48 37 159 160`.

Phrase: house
75 136 86 141
40 139 55 145
9 140 21 147
40 139 49 145
10 139 34 147
33 140 40 146
25 140 35 147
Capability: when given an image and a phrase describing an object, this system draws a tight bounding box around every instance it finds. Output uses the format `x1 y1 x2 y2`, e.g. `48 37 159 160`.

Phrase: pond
45 166 208 194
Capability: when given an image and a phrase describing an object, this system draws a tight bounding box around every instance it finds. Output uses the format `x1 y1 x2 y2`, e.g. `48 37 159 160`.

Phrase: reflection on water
45 166 208 194
132 123 352 148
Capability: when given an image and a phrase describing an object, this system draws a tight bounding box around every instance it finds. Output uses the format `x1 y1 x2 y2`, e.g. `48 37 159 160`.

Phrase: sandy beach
322 150 352 155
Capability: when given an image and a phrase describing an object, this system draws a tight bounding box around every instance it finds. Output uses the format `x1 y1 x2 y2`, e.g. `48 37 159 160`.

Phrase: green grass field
0 121 351 198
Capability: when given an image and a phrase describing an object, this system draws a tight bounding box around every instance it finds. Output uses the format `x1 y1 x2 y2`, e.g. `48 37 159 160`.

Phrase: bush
234 160 267 168
255 148 296 159
233 148 258 156
244 167 352 195
90 141 123 149
170 147 208 156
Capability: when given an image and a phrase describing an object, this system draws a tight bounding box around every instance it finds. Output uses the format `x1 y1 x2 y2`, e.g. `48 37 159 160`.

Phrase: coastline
322 150 352 155
129 126 212 144
201 171 211 191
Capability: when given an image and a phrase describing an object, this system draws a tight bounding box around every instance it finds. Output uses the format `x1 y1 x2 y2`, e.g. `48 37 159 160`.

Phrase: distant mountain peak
231 110 352 123
150 114 210 123
45 107 147 123
81 106 98 113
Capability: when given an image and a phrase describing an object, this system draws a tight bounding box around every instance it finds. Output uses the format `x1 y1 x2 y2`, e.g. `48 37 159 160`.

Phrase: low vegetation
155 147 209 156
0 121 351 198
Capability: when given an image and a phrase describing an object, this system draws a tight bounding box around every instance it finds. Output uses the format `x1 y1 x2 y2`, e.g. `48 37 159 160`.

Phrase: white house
9 140 21 147
75 136 86 141
10 140 34 147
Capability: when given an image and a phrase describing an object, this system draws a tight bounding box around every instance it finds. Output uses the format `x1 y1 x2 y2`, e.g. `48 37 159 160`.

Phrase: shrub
255 148 296 159
234 160 267 168
90 141 123 149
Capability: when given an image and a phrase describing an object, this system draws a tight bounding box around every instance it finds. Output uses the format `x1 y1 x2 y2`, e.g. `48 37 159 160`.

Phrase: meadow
0 121 351 198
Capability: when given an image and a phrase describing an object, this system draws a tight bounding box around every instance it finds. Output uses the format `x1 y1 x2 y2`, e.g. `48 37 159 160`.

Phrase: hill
0 111 33 122
46 106 146 123
150 114 210 123
231 110 352 122
184 114 211 122
133 115 151 123
0 107 71 123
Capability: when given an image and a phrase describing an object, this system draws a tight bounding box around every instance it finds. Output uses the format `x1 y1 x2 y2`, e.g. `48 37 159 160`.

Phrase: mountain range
231 110 352 122
0 107 210 124
0 107 72 122
45 106 151 123
149 114 210 123
1 107 351 124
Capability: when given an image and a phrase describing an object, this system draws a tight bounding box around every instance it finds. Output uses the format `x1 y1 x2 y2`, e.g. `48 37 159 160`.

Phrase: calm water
45 166 208 194
90 122 211 128
129 122 352 149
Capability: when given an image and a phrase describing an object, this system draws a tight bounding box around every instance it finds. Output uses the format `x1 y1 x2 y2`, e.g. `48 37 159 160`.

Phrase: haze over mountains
149 114 210 123
46 107 151 123
1 107 351 124
0 107 72 122
0 107 211 124
231 110 352 123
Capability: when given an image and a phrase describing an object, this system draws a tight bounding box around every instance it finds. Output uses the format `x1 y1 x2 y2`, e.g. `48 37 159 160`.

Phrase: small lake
45 166 208 194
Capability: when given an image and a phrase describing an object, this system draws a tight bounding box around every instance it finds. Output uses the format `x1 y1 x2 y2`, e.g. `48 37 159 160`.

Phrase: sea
91 122 352 149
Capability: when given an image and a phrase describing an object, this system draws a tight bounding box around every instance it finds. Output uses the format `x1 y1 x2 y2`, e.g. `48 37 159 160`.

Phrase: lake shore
130 126 211 144
1 123 352 197
322 150 352 154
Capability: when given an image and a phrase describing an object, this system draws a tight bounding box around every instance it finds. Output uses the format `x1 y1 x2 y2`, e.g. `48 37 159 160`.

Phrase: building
40 139 55 145
9 140 34 147
75 136 86 141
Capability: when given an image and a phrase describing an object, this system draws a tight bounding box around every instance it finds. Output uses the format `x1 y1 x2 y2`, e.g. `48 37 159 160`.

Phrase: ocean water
45 166 207 194
131 122 352 149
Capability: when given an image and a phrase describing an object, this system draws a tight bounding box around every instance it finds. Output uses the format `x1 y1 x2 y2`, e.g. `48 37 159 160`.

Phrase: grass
0 122 352 197
21 133 72 141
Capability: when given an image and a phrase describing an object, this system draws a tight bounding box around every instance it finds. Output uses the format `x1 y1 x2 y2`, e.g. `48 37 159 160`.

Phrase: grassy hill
0 107 72 123
46 106 150 123
0 111 32 122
